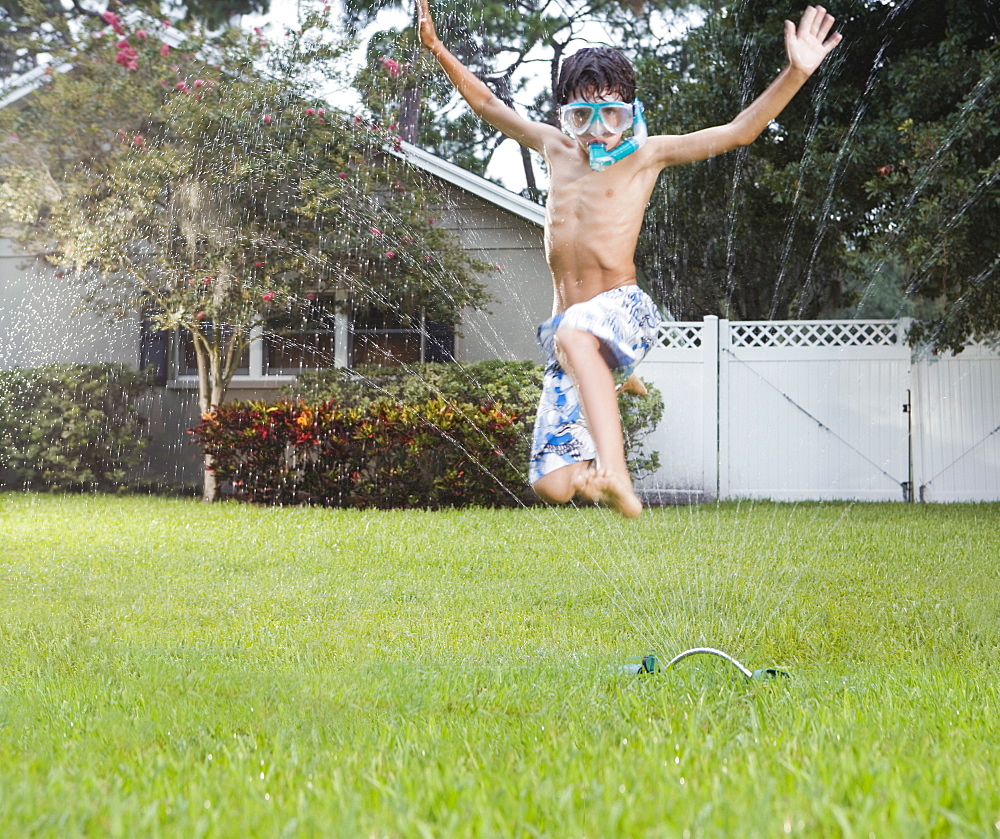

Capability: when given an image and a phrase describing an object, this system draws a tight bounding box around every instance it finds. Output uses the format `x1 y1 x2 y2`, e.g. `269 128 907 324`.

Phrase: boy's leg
553 326 642 518
531 461 590 504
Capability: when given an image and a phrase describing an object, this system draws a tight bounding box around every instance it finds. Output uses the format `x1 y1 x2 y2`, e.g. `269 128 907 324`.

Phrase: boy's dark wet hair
555 47 636 105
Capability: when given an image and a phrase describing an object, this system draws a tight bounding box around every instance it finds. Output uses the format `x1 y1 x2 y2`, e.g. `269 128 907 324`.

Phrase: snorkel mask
559 98 647 172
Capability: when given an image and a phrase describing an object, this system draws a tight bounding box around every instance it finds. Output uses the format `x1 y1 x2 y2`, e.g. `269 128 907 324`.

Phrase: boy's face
562 88 632 153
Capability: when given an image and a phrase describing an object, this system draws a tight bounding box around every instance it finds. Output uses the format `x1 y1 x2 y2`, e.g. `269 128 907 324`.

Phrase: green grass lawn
1 493 998 837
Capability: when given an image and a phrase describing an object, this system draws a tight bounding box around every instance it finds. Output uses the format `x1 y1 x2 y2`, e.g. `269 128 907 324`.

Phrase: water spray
620 648 789 680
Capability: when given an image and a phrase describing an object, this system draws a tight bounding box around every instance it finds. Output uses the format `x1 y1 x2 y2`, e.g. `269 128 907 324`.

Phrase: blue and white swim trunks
529 285 662 483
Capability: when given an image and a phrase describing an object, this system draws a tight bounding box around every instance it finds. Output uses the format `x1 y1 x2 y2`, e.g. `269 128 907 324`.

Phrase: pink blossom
262 292 275 302
337 172 347 179
317 118 325 124
131 135 145 146
263 114 273 125
196 311 206 320
162 20 172 27
255 262 264 267
101 10 125 35
385 251 396 259
193 79 205 88
117 38 130 48
317 109 325 115
306 293 316 300
136 29 148 39
116 44 139 71
159 43 171 57
369 227 381 237
305 108 315 115
175 81 190 93
380 57 403 78
402 236 412 243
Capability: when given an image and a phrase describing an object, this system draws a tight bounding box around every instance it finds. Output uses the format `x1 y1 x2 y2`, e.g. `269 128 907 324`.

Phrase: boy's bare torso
540 134 661 313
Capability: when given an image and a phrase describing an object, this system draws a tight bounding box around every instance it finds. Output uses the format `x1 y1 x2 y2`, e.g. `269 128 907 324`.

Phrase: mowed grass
1 493 998 837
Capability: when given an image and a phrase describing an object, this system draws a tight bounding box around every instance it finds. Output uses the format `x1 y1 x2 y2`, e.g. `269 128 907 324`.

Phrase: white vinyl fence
635 317 1000 503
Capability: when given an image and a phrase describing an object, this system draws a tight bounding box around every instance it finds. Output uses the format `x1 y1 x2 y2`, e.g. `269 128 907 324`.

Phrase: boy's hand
785 5 842 76
416 0 440 49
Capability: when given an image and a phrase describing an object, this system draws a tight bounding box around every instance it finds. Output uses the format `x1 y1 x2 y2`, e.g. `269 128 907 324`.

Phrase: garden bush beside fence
189 398 527 508
289 361 663 479
190 361 663 509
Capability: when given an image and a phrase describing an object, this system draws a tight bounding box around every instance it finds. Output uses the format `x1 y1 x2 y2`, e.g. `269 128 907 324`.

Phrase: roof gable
395 142 544 228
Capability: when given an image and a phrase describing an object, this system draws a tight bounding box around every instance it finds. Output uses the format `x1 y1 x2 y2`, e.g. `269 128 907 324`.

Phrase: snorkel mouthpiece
589 99 647 172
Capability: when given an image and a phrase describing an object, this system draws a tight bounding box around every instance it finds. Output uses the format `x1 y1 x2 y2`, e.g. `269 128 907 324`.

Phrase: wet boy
417 1 842 517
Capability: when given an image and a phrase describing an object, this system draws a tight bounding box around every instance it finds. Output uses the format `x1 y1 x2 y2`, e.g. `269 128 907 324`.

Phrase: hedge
189 398 528 508
286 361 663 480
0 364 148 491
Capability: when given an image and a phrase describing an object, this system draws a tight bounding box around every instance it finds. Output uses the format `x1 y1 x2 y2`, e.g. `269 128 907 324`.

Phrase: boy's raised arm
650 5 843 167
416 0 553 152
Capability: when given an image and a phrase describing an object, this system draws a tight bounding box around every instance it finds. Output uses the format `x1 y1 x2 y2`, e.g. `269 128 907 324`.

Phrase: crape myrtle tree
0 7 491 500
0 0 271 77
633 0 1000 342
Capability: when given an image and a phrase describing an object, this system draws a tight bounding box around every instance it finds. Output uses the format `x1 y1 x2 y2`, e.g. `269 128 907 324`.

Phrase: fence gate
716 320 911 501
912 343 1000 502
637 318 917 502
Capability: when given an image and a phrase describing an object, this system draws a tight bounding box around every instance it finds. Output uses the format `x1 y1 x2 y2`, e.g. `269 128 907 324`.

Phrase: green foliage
286 360 662 478
354 0 692 187
286 359 542 408
0 364 148 490
189 397 527 508
633 0 1000 350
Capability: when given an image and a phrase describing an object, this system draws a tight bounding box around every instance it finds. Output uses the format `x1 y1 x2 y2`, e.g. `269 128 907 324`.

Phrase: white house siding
429 191 551 364
0 238 138 370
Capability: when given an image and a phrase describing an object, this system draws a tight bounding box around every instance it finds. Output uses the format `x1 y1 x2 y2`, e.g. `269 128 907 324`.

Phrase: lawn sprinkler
620 648 789 680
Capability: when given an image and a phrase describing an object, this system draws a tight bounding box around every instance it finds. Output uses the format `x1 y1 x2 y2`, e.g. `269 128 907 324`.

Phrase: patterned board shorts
529 285 662 484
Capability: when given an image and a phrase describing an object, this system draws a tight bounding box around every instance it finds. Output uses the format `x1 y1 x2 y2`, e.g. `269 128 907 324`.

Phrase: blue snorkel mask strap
589 99 647 172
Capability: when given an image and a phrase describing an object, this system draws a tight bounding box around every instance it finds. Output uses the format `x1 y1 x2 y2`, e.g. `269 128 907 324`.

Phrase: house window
162 300 453 384
176 323 250 377
351 306 454 366
264 298 339 375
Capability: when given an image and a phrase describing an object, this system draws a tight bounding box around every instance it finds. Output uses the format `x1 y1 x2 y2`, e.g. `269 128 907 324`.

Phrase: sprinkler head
617 654 658 675
751 667 790 680
624 648 792 681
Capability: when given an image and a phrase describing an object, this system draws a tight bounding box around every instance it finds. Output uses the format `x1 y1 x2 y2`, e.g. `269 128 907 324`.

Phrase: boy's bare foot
574 466 643 518
618 372 648 397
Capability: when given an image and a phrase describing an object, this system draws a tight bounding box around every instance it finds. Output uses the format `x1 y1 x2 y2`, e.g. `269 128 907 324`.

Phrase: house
0 139 551 485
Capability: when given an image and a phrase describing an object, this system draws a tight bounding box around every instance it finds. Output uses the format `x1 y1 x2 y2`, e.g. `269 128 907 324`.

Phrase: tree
632 0 999 346
0 6 490 500
0 0 272 78
349 0 693 197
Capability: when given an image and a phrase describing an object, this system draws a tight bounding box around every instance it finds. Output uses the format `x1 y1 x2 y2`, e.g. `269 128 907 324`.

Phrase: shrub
0 364 148 491
287 361 663 479
189 398 527 508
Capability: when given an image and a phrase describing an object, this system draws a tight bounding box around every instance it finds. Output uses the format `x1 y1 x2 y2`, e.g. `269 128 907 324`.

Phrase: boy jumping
417 2 842 517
